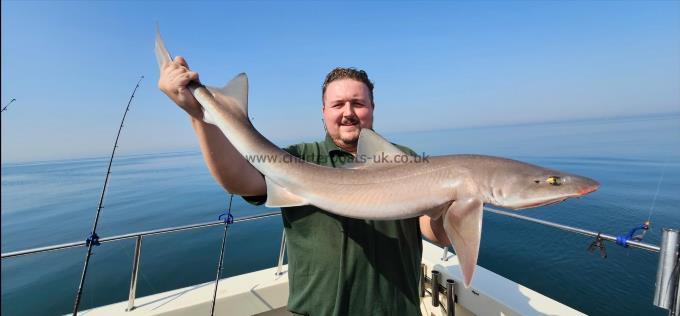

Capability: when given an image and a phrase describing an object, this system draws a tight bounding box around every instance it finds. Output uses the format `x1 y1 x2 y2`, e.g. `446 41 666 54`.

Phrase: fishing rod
1 98 16 113
210 194 235 316
72 76 144 315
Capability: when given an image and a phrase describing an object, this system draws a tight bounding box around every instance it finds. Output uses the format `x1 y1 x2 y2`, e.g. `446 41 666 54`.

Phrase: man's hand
158 56 203 119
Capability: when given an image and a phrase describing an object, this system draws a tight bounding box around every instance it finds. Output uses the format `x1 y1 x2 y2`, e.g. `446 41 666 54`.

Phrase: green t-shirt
244 134 423 316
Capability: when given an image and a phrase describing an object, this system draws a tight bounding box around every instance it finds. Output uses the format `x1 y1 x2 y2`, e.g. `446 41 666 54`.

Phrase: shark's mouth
578 184 599 196
513 184 599 209
514 197 569 210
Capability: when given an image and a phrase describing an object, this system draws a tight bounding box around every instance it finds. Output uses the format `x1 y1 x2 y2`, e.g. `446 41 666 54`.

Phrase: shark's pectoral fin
264 177 308 208
443 198 484 288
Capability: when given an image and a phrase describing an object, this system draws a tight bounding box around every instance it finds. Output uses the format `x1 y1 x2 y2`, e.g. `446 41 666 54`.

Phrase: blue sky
1 1 678 162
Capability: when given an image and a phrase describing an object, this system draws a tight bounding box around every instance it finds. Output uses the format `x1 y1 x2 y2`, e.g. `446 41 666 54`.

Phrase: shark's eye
546 176 563 186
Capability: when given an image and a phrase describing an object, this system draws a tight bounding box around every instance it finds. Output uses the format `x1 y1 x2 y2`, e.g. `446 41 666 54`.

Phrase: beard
338 123 361 145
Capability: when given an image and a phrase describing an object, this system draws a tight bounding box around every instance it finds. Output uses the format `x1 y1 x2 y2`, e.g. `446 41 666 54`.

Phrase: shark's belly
302 181 454 220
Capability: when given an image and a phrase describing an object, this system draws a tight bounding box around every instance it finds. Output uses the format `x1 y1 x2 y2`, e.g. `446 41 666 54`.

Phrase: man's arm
158 56 266 196
420 214 450 247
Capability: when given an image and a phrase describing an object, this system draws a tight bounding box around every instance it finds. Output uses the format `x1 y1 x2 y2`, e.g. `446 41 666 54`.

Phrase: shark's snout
574 175 600 196
578 179 600 196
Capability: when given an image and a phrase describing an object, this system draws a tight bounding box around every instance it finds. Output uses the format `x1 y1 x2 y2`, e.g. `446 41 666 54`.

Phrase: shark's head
488 159 600 210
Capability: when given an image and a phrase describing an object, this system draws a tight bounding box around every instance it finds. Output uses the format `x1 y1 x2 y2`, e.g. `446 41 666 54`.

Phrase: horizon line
2 110 679 165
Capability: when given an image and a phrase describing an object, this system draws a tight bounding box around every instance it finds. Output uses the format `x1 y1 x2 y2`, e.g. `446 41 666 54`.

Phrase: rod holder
126 236 143 312
442 246 449 261
432 270 441 307
653 229 679 311
446 279 456 316
419 264 426 297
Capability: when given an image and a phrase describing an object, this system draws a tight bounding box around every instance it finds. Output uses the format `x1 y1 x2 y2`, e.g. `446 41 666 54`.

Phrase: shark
155 30 600 287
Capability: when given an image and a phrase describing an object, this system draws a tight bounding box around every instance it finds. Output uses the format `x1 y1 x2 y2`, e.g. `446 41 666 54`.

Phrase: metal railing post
653 229 679 312
126 236 143 311
276 230 287 276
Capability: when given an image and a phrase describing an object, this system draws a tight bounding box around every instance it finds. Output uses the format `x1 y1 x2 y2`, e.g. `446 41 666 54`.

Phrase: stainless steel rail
2 207 669 313
1 211 281 259
2 210 281 312
4 208 661 259
484 207 661 253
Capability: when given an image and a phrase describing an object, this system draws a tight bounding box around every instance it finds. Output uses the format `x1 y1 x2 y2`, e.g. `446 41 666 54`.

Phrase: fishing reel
617 221 651 247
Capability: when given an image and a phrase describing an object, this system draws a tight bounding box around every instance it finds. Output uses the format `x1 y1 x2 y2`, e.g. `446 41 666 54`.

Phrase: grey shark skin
155 31 599 287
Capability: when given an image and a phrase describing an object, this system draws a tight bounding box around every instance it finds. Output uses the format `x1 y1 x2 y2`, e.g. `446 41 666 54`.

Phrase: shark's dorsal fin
264 177 308 208
357 129 405 158
340 129 409 169
219 73 249 116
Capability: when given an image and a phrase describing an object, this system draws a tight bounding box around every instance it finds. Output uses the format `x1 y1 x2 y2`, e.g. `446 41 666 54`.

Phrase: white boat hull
80 241 584 316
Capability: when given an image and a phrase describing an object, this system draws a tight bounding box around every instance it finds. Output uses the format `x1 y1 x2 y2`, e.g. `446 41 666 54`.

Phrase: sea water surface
2 114 679 315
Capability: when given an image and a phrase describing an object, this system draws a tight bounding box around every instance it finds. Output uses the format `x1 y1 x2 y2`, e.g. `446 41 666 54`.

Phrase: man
159 58 449 315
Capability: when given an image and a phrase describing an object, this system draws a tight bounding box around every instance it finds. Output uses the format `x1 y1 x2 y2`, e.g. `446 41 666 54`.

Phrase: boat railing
1 207 678 315
1 210 282 312
1 211 282 259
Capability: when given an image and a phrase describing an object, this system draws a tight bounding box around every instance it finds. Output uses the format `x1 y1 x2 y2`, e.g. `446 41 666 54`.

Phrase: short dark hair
322 67 375 106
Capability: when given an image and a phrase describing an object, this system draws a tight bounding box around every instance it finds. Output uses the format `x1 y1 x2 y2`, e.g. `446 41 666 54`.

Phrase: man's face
322 79 374 153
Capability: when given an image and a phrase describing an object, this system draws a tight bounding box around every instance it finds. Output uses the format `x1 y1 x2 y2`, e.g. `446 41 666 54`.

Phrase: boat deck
80 241 583 315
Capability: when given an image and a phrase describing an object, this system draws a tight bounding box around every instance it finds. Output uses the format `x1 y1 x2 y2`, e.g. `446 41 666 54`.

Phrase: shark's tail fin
154 26 250 124
155 25 172 68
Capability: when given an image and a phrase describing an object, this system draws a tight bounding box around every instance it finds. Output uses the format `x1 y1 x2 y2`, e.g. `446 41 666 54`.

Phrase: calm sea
2 114 679 315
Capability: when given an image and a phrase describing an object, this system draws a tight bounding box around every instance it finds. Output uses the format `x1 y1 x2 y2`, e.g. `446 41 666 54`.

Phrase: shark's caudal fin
155 26 172 68
155 26 249 125
443 198 484 288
